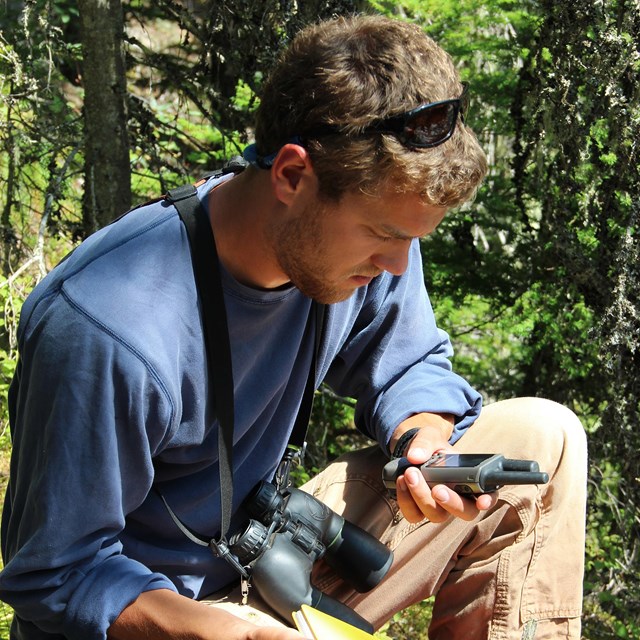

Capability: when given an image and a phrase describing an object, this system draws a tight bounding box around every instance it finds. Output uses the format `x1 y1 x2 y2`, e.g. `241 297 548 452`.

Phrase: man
0 14 587 640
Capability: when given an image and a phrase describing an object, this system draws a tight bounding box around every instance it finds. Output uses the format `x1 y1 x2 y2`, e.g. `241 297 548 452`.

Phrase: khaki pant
206 397 587 639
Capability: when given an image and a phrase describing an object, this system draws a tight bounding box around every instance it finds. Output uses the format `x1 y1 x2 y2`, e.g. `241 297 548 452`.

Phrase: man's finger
398 468 450 523
395 477 426 523
431 485 485 521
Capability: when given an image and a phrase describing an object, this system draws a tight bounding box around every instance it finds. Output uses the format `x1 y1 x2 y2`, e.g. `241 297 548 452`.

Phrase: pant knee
473 398 587 479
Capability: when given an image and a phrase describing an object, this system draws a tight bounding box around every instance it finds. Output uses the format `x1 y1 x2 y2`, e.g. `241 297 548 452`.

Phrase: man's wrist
388 413 455 457
390 428 421 458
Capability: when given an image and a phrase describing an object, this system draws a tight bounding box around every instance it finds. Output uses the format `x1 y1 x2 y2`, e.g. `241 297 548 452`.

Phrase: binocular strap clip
156 488 252 589
241 576 251 605
274 443 307 490
209 538 251 581
209 538 252 604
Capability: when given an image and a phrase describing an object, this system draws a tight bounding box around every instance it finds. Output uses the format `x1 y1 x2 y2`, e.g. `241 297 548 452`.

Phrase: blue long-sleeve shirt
0 173 481 639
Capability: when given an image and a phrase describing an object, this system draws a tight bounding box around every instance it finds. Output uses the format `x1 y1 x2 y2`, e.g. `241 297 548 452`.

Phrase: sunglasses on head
306 82 469 149
243 83 469 168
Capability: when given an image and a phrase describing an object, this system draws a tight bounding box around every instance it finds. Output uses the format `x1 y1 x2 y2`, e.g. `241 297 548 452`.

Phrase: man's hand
390 413 497 524
108 589 306 640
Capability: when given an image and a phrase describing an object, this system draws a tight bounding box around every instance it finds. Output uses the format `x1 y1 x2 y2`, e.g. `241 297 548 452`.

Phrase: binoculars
229 481 393 632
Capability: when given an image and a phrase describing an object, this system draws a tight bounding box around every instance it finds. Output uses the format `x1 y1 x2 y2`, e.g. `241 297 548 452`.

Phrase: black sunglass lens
405 103 457 146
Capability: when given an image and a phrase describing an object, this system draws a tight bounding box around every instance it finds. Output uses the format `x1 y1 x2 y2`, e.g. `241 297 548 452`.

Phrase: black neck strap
163 169 324 562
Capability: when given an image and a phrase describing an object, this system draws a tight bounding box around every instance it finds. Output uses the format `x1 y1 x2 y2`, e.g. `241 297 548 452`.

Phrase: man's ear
270 144 316 205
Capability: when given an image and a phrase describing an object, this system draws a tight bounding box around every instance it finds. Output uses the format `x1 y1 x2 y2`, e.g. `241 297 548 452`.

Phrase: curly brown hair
253 14 487 207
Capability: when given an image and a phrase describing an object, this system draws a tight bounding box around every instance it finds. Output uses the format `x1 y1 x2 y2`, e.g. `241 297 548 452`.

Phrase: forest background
0 0 638 638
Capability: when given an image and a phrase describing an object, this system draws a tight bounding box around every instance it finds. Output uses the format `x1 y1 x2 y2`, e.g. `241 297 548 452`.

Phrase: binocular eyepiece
229 481 393 633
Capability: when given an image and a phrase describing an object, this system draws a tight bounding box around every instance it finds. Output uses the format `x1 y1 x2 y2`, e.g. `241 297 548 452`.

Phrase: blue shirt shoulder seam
59 287 177 435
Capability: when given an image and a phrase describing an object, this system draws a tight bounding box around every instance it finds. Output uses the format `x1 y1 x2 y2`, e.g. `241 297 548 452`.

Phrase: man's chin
293 274 374 305
306 289 354 305
308 281 367 305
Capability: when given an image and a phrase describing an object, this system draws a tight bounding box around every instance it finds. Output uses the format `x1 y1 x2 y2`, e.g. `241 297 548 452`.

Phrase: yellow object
292 604 376 639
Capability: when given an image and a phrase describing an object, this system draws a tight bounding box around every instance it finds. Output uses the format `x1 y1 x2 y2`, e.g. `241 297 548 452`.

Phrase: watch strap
391 427 421 459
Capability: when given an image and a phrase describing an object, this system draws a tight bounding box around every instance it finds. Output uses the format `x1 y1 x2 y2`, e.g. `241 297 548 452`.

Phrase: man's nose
371 240 411 276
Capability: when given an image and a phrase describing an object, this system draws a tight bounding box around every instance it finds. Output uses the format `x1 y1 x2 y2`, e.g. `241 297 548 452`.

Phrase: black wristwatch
390 427 421 459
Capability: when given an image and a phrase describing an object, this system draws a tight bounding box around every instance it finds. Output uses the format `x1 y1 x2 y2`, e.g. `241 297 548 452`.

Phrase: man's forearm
108 589 305 640
108 589 242 640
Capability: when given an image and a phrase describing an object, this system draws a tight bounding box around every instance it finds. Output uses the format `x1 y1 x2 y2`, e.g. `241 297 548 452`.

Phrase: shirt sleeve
0 292 178 640
323 240 482 451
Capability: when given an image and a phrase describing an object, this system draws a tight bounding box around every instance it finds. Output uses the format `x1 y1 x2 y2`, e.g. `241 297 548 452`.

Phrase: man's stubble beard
269 202 356 305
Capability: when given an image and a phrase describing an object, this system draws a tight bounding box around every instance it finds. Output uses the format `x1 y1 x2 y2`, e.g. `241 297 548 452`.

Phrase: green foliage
0 5 84 258
0 285 20 640
377 597 434 638
583 465 640 639
0 600 11 640
508 0 640 633
0 292 19 435
293 387 361 486
429 292 530 402
0 274 27 640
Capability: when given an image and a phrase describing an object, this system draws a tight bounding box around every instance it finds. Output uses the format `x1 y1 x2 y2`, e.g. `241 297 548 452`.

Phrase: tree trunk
78 0 131 234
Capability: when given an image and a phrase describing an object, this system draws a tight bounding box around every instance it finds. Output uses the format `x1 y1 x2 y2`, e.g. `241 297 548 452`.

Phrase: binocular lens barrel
324 519 393 593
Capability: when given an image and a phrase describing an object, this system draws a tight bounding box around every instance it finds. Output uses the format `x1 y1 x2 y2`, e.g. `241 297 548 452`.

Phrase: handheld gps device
382 453 549 498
